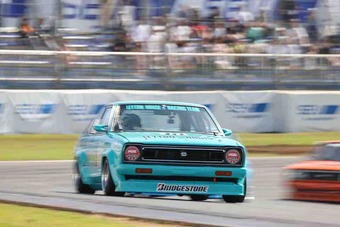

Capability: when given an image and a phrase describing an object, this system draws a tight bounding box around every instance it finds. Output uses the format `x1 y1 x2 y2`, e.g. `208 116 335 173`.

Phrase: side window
100 107 112 125
88 117 101 134
86 107 105 134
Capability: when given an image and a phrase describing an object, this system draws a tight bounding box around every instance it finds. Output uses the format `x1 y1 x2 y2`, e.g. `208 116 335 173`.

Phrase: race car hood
115 131 242 147
284 160 340 171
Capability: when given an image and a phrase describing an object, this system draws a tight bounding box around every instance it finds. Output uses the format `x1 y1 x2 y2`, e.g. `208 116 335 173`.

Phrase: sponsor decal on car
156 183 209 193
125 104 201 112
226 149 240 164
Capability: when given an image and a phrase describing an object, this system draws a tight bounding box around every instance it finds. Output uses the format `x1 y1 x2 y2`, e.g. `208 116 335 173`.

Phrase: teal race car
74 101 248 203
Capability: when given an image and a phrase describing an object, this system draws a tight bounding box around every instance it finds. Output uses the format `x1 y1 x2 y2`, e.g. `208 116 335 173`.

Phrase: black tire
222 179 247 203
74 161 95 194
190 195 209 201
101 159 125 196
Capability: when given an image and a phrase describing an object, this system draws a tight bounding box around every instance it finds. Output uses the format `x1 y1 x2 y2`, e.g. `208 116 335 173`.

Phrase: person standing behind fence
19 17 35 38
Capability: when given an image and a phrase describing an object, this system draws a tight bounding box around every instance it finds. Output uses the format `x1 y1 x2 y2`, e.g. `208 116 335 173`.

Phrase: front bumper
291 191 340 203
111 163 247 195
285 180 340 202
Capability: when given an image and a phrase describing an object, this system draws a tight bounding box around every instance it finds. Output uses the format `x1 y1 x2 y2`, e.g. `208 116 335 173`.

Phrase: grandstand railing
0 50 339 90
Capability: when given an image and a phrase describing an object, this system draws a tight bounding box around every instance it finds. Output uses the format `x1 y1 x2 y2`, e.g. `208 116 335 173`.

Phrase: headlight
124 145 140 161
225 149 241 164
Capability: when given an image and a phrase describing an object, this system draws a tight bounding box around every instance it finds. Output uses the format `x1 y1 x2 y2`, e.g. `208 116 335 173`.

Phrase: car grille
141 146 226 164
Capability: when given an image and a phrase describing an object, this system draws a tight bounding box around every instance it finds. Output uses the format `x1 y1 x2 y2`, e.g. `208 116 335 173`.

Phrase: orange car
284 141 340 203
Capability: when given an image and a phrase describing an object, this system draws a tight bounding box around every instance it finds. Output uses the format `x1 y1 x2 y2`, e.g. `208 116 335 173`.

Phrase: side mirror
93 124 108 133
222 128 233 136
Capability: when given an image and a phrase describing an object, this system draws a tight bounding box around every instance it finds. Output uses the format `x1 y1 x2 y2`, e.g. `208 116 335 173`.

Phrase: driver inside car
121 114 142 131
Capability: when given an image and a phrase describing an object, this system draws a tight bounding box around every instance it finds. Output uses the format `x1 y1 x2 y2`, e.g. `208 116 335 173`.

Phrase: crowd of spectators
108 4 339 70
1 2 339 71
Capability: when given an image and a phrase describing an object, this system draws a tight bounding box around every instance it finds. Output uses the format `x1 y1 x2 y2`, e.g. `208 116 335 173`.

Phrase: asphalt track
0 157 339 227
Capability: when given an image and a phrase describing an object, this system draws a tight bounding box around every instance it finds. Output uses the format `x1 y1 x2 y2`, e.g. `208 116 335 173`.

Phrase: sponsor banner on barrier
285 93 340 132
6 91 61 133
13 103 56 121
60 90 116 133
0 91 9 133
221 91 274 132
60 0 103 33
1 90 340 133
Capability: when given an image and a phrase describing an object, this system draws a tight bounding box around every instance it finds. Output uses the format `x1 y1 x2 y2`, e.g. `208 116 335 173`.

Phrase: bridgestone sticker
157 183 208 193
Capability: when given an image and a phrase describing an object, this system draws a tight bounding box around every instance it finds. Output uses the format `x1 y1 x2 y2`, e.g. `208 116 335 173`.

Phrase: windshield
113 104 220 134
312 144 340 161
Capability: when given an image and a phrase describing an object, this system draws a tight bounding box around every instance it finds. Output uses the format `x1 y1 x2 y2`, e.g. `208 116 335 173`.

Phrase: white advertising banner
0 91 10 134
1 90 340 134
60 90 116 133
280 91 340 132
6 90 61 134
220 91 275 132
60 0 118 33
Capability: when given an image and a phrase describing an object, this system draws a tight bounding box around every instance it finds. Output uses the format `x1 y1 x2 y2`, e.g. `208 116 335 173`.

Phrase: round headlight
225 149 241 164
124 146 140 161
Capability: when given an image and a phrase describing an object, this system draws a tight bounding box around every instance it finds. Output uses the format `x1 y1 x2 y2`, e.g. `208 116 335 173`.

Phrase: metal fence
0 50 339 90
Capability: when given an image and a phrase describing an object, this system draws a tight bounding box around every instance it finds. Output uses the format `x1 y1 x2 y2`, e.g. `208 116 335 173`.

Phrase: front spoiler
113 163 246 195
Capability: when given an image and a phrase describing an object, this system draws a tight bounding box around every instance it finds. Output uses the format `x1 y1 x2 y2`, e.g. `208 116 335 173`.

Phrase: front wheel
101 159 125 196
73 161 95 194
222 179 247 203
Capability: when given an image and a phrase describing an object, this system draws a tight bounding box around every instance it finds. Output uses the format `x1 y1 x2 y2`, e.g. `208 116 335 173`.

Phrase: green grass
0 132 340 160
0 203 135 227
0 134 79 161
236 132 340 146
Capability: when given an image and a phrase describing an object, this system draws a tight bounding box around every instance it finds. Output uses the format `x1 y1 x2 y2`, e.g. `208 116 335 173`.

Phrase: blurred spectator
112 31 129 52
206 6 220 23
305 9 318 43
234 5 255 24
100 0 113 29
287 19 310 51
213 21 227 39
119 0 136 33
171 19 192 41
278 0 298 27
131 21 151 49
213 38 235 70
147 26 167 68
19 17 35 38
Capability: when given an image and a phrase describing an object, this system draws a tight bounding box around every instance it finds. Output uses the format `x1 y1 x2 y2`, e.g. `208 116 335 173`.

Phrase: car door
75 106 104 183
89 105 113 182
